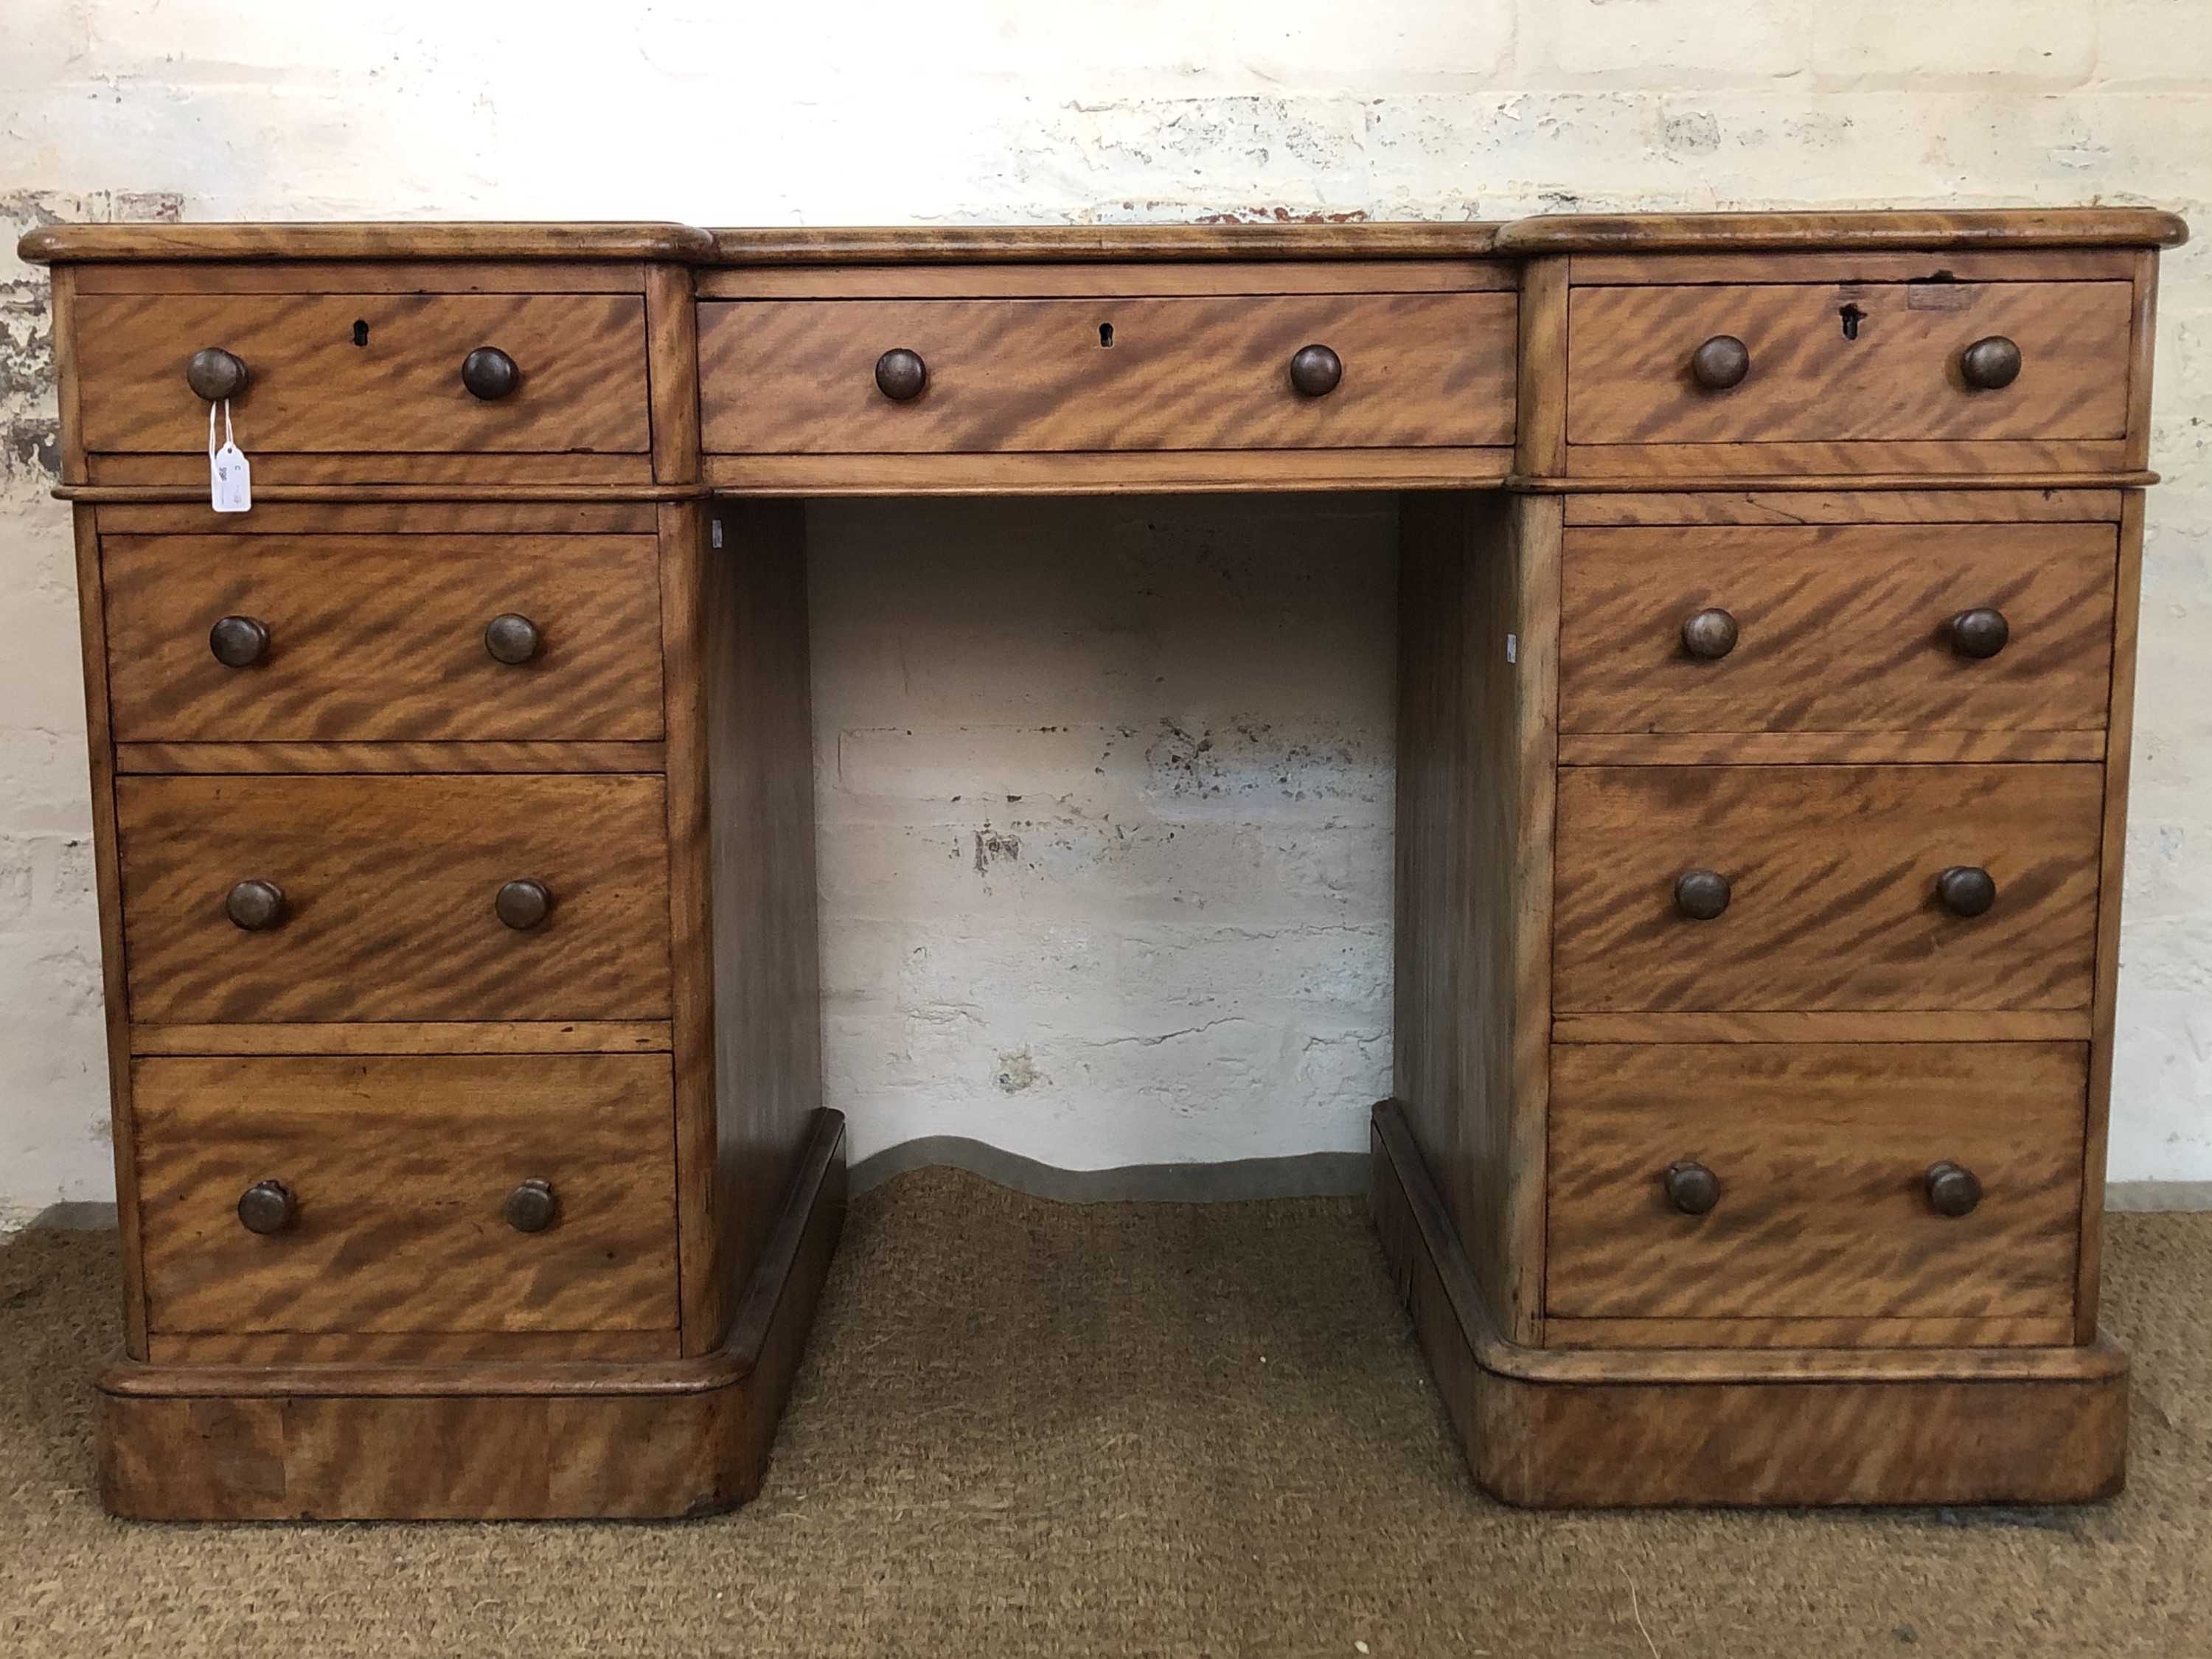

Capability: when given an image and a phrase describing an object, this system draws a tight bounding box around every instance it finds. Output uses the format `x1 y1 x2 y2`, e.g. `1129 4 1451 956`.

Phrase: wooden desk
21 208 2185 1517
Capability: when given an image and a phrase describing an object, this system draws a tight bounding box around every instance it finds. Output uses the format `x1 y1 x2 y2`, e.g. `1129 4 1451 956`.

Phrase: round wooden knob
237 1180 296 1236
225 879 286 931
1925 1161 1983 1217
1959 335 2023 391
1680 608 1739 660
1674 869 1732 921
1689 335 1750 391
1664 1161 1721 1215
1949 608 2009 660
209 614 271 668
495 878 552 931
186 347 249 401
1289 344 1343 397
461 346 521 400
504 1178 557 1233
484 613 541 665
1937 866 1997 917
874 348 928 402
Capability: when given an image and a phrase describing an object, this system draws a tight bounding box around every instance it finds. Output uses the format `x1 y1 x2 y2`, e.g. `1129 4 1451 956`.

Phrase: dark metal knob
186 347 249 401
1664 1161 1721 1215
1925 1161 1983 1217
1689 335 1750 391
484 613 541 665
1949 608 2009 660
1936 866 1997 918
461 346 520 400
1289 344 1343 397
209 614 271 668
504 1178 557 1234
1959 335 2023 391
1680 608 1739 660
495 878 552 931
225 879 286 931
1674 869 1731 921
874 348 928 402
237 1180 296 1236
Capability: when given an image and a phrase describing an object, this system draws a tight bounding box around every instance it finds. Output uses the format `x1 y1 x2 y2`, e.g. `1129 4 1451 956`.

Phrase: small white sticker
209 401 251 514
1506 632 1518 664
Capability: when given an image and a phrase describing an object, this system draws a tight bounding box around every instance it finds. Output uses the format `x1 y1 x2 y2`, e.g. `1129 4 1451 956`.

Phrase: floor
2 1169 2207 1658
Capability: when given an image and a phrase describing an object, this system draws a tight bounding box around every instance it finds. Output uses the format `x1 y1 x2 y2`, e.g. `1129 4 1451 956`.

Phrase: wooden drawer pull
1935 865 1997 917
224 879 287 931
503 1178 557 1234
208 614 271 668
874 348 928 402
460 346 521 400
494 877 552 931
1664 1160 1720 1215
1688 335 1750 392
1680 607 1739 660
236 1179 296 1236
1674 868 1731 920
1288 344 1343 397
1959 335 2023 391
186 347 249 402
1924 1161 1983 1217
483 612 542 665
1947 607 2010 659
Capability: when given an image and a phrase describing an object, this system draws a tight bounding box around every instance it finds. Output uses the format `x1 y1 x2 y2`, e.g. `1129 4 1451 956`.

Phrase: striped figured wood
1558 522 2117 738
73 290 651 454
1545 1042 2084 1326
1551 762 2104 1013
103 533 664 742
116 773 672 1023
698 292 1517 453
134 1054 679 1338
1567 281 2133 447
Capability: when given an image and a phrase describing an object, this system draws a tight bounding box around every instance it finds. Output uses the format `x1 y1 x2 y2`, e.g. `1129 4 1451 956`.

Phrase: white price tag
209 401 251 514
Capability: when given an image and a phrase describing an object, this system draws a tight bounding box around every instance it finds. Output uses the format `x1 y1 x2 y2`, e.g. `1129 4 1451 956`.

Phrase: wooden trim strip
1561 489 2125 526
74 261 654 296
89 501 664 535
1543 1315 2078 1351
1559 442 2138 482
115 742 668 775
1565 248 2140 287
86 453 655 487
1520 470 2158 494
703 448 1514 495
1553 1011 2094 1045
20 222 717 264
699 260 1513 299
709 223 1509 265
58 484 710 504
1557 731 2104 766
131 1023 675 1056
1497 209 2189 255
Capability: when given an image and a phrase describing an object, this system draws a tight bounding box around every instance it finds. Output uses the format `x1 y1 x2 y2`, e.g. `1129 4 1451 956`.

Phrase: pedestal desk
21 208 2185 1517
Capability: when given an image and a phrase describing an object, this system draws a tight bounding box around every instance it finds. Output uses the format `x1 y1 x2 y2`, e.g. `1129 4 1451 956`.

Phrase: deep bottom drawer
135 1054 679 1336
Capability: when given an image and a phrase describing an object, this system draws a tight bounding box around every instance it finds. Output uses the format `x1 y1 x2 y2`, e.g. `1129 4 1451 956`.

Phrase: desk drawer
1545 1042 2084 1326
1559 523 2117 739
73 290 652 455
116 774 672 1023
135 1054 678 1335
103 533 665 742
1567 281 2132 447
698 291 1517 453
1552 763 2104 1013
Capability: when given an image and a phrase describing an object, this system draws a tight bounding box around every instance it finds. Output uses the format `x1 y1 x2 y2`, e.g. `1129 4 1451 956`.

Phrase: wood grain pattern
1553 1009 2093 1044
708 223 1508 265
1558 523 2117 738
700 261 1513 299
646 263 700 486
1552 762 2105 1013
116 773 672 1023
1545 1042 2085 1323
1498 208 2188 254
1543 1315 2074 1350
52 265 86 482
1540 456 2151 490
21 222 716 263
1514 257 1568 478
2124 249 2160 474
74 260 651 296
1562 489 2124 526
698 293 1517 453
1568 282 2134 447
75 292 651 454
94 500 662 536
701 448 1512 494
103 533 664 743
145 1330 668 1365
1566 249 2140 288
1557 731 2103 766
133 1022 672 1056
80 456 664 487
116 742 667 775
134 1053 679 1336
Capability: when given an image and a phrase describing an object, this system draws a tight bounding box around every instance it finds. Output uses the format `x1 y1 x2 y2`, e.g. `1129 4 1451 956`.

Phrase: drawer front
698 292 1517 453
117 774 672 1023
1546 1042 2084 1322
74 291 652 454
103 533 666 742
136 1054 678 1335
1567 281 2132 446
1553 764 2104 1013
1559 523 2117 737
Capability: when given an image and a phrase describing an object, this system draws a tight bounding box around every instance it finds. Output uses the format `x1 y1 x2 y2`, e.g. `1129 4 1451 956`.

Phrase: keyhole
352 320 370 347
1838 304 1865 341
1099 322 1114 348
